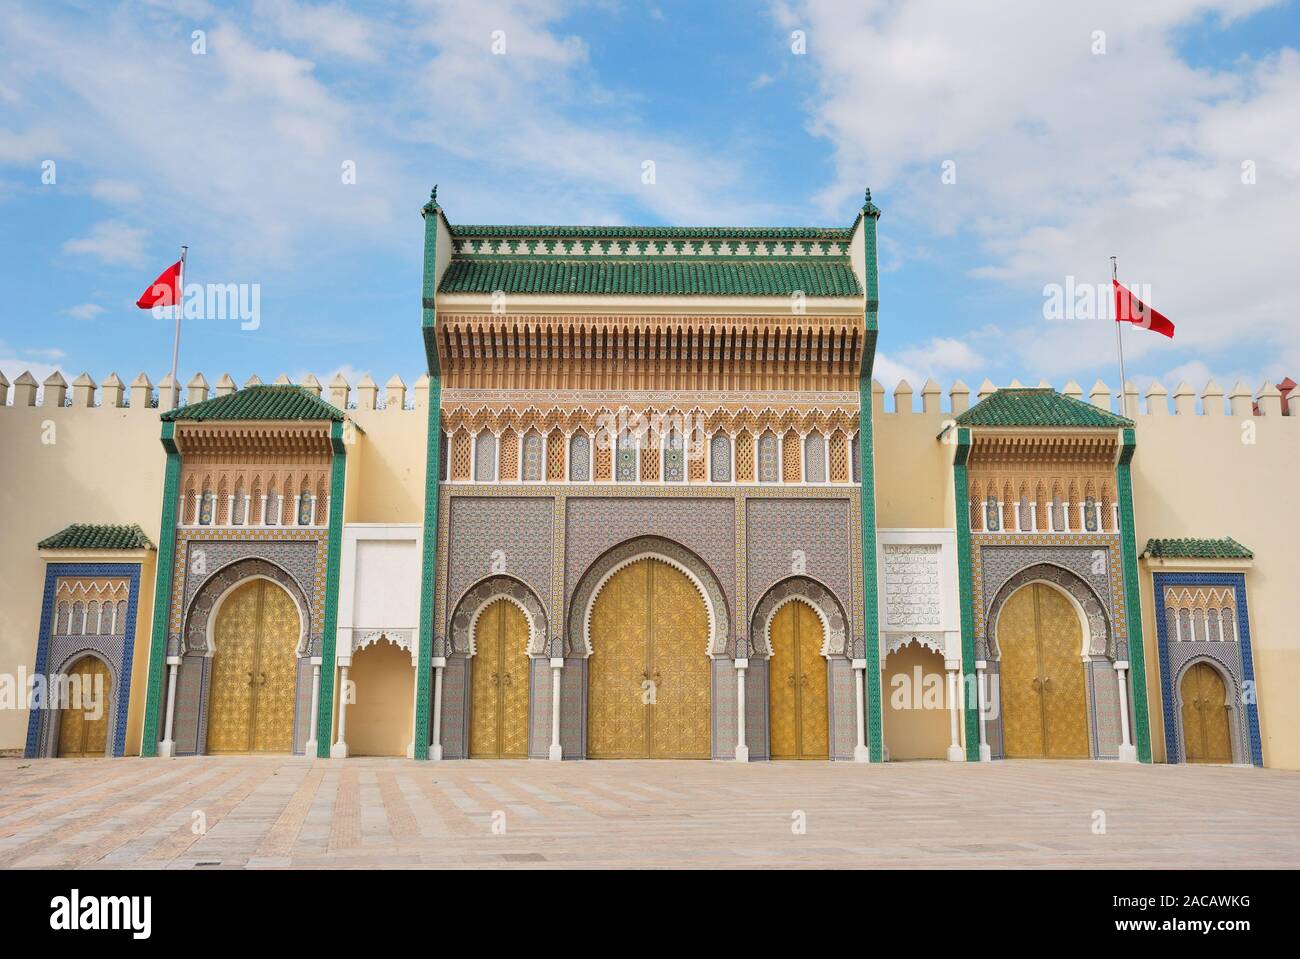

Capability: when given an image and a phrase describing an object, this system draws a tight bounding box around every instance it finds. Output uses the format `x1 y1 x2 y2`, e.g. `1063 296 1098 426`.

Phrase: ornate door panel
588 561 650 758
1036 584 1088 758
209 579 298 754
998 583 1087 759
208 579 261 753
768 601 828 760
998 585 1043 758
795 602 829 759
249 581 299 753
768 603 799 759
588 559 710 759
1181 663 1232 764
470 600 531 758
57 656 112 758
648 560 711 759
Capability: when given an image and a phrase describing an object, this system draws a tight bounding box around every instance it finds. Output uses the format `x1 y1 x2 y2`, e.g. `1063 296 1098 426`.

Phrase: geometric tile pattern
1152 571 1263 766
24 562 143 759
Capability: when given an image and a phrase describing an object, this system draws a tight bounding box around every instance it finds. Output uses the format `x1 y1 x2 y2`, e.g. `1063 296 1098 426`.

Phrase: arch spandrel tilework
181 556 314 656
444 497 554 644
744 498 855 639
566 535 732 658
447 574 549 658
750 575 848 658
984 562 1112 660
971 537 1126 661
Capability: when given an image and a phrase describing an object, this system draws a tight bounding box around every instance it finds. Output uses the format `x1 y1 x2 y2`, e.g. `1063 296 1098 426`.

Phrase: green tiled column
140 422 180 756
952 428 981 760
1116 428 1152 763
858 190 884 762
316 420 347 757
413 189 442 760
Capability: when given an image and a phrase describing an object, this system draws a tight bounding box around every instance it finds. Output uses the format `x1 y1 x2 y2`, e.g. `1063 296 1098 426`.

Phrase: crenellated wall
2 367 1296 766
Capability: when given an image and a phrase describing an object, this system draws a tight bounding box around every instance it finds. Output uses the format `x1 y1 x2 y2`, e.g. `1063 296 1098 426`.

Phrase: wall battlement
2 369 1294 421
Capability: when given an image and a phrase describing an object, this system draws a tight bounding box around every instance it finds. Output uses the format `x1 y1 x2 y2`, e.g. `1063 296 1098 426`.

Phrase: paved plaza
1 756 1297 869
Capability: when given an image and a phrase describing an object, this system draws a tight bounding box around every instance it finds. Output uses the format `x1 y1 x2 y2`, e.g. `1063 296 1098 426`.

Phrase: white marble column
304 657 322 757
734 658 749 762
1115 660 1137 762
975 660 992 761
852 657 870 762
158 656 181 758
945 659 964 761
548 658 564 761
330 665 349 758
429 657 445 760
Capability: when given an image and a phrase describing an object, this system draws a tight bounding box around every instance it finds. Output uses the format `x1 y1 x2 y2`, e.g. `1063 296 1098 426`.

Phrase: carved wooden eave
967 429 1120 467
434 313 866 393
173 420 337 459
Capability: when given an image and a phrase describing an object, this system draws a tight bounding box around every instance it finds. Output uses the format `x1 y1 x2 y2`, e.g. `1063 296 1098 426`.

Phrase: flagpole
170 245 187 387
1111 255 1128 417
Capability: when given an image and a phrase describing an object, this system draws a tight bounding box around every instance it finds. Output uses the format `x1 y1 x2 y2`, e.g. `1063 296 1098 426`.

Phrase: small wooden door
57 656 112 757
1180 662 1232 764
768 601 829 760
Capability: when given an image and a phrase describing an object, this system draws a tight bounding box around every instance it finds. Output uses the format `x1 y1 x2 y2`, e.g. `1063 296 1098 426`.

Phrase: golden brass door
998 583 1088 759
587 559 710 759
469 600 531 758
57 655 112 757
768 601 829 759
1181 662 1232 764
208 579 299 754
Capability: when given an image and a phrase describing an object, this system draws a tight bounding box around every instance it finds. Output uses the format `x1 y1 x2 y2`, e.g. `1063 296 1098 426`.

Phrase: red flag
136 259 182 309
1113 279 1175 338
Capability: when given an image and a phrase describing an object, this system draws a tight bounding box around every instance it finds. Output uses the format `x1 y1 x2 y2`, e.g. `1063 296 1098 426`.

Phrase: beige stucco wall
345 407 427 524
1128 409 1300 769
0 393 167 753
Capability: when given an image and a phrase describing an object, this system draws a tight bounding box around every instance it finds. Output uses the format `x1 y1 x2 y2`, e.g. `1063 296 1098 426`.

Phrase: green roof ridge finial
862 187 881 219
422 184 439 216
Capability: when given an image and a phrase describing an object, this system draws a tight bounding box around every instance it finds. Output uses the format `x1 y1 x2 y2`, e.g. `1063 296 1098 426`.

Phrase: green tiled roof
450 224 855 241
955 388 1133 428
1143 537 1253 560
38 523 155 551
438 259 862 297
161 385 344 422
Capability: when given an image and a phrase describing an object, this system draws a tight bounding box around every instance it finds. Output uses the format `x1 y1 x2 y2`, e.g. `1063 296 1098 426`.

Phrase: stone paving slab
0 756 1297 869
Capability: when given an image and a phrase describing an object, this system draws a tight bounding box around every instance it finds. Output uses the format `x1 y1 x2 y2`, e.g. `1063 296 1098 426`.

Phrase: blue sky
2 0 1298 403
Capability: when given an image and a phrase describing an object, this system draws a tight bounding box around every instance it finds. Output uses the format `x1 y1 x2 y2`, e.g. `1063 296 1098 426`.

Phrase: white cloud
783 0 1300 382
0 339 66 396
254 0 382 61
872 352 922 394
89 179 142 204
63 303 105 320
898 334 985 376
63 221 149 266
